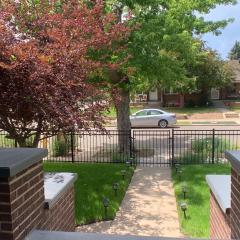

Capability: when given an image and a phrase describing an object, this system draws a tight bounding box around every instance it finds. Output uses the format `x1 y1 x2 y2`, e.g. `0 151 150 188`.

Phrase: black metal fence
0 129 240 165
38 130 133 163
172 129 240 165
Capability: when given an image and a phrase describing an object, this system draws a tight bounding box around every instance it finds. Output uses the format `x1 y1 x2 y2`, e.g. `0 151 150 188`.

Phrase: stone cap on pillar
226 150 240 172
0 148 48 177
44 172 78 209
206 175 231 214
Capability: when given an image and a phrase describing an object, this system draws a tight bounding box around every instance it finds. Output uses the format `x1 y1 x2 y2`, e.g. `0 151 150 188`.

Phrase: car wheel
158 120 168 128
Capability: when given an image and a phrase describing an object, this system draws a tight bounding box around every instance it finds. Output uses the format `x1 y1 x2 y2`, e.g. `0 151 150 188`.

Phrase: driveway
77 167 183 238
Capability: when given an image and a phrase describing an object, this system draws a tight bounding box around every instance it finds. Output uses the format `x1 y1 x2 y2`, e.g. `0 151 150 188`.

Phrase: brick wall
0 162 44 240
231 168 240 239
210 191 231 240
40 186 75 232
0 153 76 240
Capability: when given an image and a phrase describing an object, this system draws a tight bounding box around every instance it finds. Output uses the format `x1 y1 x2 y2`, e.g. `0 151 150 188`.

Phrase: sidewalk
77 167 183 238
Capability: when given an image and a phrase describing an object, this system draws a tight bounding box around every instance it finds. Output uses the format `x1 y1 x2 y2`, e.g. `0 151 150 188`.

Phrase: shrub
52 134 71 157
185 99 196 108
192 137 233 155
111 152 129 163
175 137 234 164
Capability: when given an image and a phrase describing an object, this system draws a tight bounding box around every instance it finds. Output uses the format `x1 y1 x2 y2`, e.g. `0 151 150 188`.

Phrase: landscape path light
121 170 126 180
182 184 188 199
178 169 183 181
126 161 131 168
180 202 187 219
112 182 119 196
175 164 180 173
102 197 110 220
129 157 135 166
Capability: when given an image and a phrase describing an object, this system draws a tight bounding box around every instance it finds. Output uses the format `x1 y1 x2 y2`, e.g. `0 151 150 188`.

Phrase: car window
148 110 163 115
135 110 148 116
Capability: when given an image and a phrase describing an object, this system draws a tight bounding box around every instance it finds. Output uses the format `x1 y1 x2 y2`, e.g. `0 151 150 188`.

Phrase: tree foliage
106 0 236 92
188 46 234 104
0 0 130 147
103 0 236 136
229 40 240 60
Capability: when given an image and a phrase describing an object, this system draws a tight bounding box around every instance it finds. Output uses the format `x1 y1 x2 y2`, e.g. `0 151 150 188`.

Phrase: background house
132 60 240 107
219 60 240 100
132 89 201 108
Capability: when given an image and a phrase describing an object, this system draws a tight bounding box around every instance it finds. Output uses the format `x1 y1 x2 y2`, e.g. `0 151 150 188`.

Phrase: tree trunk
201 86 210 106
32 131 41 148
114 87 131 156
17 138 28 148
16 132 41 148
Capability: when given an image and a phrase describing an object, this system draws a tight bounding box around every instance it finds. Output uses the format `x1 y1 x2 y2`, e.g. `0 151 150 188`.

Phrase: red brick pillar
206 175 231 240
0 148 47 240
226 151 240 239
231 167 240 239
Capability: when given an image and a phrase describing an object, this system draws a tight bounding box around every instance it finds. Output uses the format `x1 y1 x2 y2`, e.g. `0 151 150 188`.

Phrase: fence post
212 129 215 164
172 129 175 166
71 132 75 163
129 130 132 159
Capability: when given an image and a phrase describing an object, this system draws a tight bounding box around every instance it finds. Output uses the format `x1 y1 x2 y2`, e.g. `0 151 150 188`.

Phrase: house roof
228 60 240 82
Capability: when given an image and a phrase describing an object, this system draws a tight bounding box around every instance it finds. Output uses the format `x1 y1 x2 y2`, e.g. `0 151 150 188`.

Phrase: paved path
77 167 183 238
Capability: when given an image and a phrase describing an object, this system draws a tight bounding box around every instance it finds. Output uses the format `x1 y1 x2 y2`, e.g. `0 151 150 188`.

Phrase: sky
202 1 240 59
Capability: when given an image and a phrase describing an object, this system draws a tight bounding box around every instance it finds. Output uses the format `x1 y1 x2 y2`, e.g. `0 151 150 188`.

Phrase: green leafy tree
189 46 234 105
229 41 240 60
103 0 236 152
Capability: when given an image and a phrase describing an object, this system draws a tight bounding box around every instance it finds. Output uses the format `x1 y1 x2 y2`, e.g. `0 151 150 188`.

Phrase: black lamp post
121 170 126 180
102 197 109 219
112 182 119 196
180 202 187 219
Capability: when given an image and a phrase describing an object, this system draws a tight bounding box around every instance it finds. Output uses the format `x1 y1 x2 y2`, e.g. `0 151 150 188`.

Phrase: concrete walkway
77 167 183 238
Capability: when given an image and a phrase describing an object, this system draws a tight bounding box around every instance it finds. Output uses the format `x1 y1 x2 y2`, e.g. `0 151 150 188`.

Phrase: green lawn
105 106 219 119
165 107 218 115
229 106 240 112
172 164 231 238
43 162 134 225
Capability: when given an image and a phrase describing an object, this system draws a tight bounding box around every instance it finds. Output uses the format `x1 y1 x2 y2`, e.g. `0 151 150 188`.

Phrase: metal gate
132 130 171 166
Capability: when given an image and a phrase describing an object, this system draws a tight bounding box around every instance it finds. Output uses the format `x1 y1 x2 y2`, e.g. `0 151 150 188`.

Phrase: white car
130 109 177 128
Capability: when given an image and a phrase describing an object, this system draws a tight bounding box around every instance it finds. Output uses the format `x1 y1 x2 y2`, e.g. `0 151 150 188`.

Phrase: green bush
111 152 129 163
175 137 234 164
185 99 196 108
52 134 71 157
192 137 233 154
